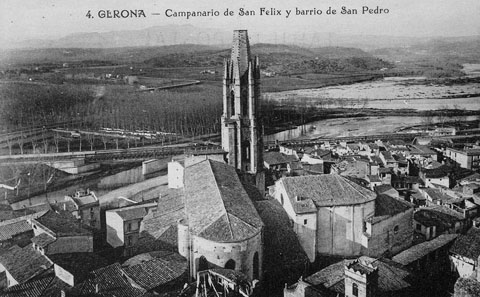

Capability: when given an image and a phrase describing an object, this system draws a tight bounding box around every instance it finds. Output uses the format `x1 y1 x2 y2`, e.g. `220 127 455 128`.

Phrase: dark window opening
253 252 259 280
225 259 236 270
198 256 208 272
230 90 235 116
353 283 358 297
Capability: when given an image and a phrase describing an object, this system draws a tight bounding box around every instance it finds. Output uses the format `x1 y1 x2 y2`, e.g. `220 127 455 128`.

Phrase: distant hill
5 24 480 53
370 36 480 64
144 43 390 74
5 25 232 49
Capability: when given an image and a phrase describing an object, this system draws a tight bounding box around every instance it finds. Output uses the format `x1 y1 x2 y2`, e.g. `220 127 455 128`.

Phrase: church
167 30 266 281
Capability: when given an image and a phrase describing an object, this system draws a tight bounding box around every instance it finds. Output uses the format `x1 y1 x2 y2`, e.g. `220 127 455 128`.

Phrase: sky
1 0 479 43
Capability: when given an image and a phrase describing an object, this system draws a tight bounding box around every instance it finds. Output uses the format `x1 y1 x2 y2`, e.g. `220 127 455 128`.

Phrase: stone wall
191 231 262 281
365 208 414 257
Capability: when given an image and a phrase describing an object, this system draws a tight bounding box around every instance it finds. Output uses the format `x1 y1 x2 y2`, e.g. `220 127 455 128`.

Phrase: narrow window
353 283 358 297
394 225 399 234
304 219 308 225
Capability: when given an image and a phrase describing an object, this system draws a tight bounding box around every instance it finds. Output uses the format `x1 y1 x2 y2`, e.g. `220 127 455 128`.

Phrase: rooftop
305 256 413 294
450 227 480 260
414 206 465 230
263 151 289 165
368 195 413 224
280 174 376 209
31 233 56 248
122 251 187 291
392 234 458 265
73 263 146 297
0 244 52 284
33 210 93 237
184 159 263 242
107 202 157 221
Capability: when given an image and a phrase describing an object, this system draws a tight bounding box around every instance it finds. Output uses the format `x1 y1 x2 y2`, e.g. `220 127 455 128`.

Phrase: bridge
0 145 226 163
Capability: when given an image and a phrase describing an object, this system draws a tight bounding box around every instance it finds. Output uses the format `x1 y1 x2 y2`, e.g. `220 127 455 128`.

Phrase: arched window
253 252 259 280
198 256 208 272
225 259 236 270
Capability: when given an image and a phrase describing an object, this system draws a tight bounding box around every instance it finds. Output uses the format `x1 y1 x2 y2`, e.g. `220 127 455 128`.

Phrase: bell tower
221 30 264 193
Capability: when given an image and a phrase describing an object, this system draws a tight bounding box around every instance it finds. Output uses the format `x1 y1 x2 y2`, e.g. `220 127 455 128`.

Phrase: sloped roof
74 263 146 297
280 174 376 209
0 244 52 284
368 195 413 223
34 210 92 236
0 268 69 297
263 151 289 165
31 233 56 248
450 227 480 260
122 252 187 291
110 205 150 221
414 205 464 230
184 159 263 242
393 234 458 265
423 188 456 203
454 278 480 296
0 220 32 241
305 256 413 294
141 188 185 240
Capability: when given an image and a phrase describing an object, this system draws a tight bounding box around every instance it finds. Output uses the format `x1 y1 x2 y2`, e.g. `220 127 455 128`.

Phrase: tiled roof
450 227 480 260
122 252 187 291
31 233 56 248
393 234 458 265
0 244 52 284
263 151 289 165
109 203 154 221
381 151 395 162
141 189 184 242
454 278 480 296
368 195 413 223
422 165 450 178
0 269 57 297
34 210 92 236
0 220 32 241
48 253 109 284
280 174 376 209
414 205 464 230
74 263 146 297
375 184 396 195
184 159 263 242
367 175 382 183
0 211 48 228
305 256 413 294
423 188 456 203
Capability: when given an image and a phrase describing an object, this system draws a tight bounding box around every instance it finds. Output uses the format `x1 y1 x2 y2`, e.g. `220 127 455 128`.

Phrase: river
265 64 480 111
264 64 480 142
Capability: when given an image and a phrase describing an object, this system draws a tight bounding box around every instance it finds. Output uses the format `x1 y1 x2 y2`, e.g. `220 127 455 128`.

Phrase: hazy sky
1 0 479 43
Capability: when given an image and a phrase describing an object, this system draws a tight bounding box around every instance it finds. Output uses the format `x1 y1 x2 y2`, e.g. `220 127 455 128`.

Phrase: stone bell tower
221 30 264 194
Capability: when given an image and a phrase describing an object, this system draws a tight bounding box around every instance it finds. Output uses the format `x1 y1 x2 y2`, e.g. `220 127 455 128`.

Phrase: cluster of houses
263 137 480 296
1 29 480 297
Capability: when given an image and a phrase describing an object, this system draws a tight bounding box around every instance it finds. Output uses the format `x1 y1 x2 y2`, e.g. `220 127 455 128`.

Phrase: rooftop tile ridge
204 159 233 239
227 212 258 230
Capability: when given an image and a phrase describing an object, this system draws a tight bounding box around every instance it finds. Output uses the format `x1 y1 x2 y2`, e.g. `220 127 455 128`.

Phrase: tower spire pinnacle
221 30 264 194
